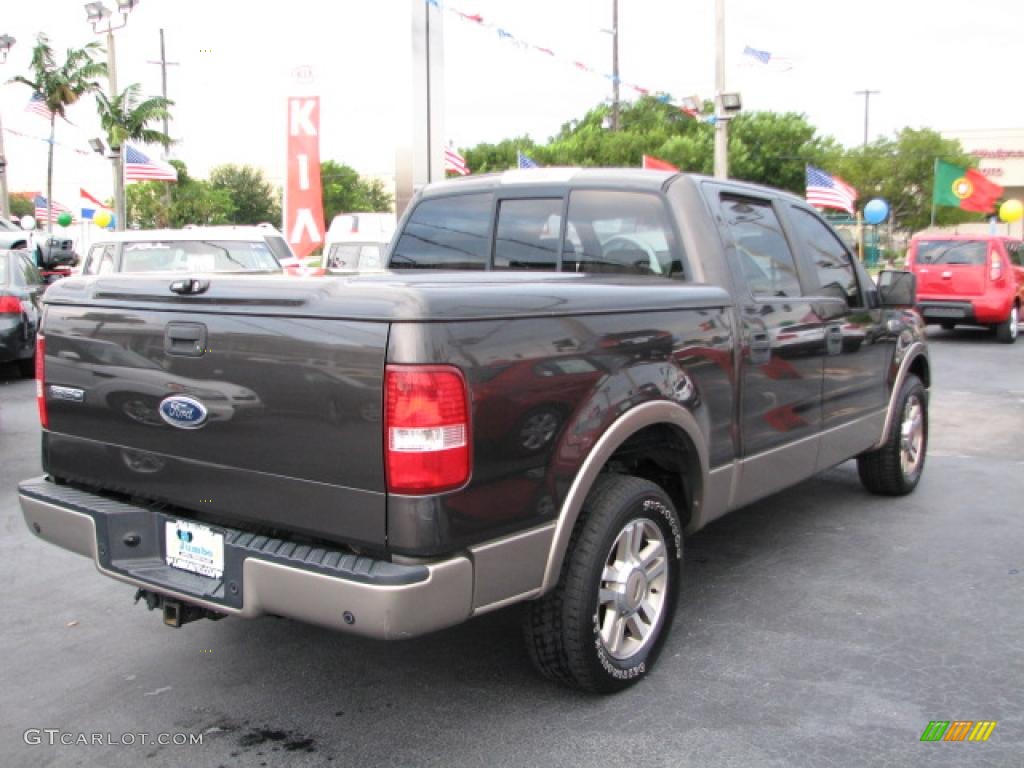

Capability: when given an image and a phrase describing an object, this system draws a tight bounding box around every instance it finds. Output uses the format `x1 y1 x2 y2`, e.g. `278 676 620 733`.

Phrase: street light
0 34 15 220
84 1 139 231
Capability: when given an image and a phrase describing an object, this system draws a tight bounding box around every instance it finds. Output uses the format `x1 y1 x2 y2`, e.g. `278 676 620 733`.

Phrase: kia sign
285 96 326 258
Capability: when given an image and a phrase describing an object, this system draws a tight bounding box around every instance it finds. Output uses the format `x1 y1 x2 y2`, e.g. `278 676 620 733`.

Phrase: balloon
19 215 36 231
864 198 889 225
57 212 73 227
999 199 1023 223
93 210 111 228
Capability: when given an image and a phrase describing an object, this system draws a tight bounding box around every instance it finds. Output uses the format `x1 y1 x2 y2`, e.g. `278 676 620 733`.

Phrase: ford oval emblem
158 396 208 429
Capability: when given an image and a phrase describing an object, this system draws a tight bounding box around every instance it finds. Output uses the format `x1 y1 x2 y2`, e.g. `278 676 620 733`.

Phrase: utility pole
610 0 619 131
147 28 178 157
713 0 728 178
0 34 15 221
854 89 879 148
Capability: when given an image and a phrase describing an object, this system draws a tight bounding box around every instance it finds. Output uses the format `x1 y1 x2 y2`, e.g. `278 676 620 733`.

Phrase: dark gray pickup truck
19 170 929 692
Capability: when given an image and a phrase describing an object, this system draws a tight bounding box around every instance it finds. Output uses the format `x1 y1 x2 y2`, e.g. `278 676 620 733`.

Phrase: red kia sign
285 96 325 258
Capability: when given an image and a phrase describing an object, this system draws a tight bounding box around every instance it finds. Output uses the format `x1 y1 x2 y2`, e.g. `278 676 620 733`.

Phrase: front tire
857 374 927 495
995 304 1018 344
523 475 683 693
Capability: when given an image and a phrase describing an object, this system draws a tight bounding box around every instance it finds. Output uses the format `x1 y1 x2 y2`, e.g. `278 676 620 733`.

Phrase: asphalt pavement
1 325 1021 768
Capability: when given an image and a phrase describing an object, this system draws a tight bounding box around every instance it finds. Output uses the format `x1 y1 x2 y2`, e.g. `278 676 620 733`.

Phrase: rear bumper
18 476 473 639
917 295 1012 324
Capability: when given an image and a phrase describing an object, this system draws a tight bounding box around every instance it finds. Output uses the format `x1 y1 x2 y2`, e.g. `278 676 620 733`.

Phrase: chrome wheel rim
520 412 559 451
1011 306 1019 339
900 395 924 477
597 518 668 660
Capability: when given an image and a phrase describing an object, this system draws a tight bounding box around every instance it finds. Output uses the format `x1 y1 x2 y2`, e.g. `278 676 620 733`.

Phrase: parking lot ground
1 324 1021 767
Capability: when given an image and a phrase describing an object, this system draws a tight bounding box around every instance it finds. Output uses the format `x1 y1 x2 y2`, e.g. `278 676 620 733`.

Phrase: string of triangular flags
428 0 715 122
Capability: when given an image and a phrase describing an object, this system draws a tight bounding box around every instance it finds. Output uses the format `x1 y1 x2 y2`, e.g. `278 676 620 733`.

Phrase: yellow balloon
999 199 1023 223
94 210 111 228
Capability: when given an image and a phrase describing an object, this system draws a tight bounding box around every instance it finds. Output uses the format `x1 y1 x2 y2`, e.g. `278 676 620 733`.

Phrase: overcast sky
2 0 1021 207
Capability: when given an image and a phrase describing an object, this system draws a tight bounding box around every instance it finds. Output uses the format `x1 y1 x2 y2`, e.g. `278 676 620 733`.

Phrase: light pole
611 0 619 131
712 0 741 177
854 89 879 149
0 34 15 220
84 0 139 231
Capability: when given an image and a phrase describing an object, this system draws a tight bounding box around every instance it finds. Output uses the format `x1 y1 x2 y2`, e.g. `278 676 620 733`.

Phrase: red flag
285 96 326 258
960 168 1003 213
642 155 679 172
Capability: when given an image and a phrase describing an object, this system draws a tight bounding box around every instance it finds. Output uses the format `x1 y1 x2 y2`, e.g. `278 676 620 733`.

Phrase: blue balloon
864 198 889 225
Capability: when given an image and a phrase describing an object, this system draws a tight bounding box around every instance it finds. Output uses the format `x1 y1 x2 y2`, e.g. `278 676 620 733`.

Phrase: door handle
164 322 208 357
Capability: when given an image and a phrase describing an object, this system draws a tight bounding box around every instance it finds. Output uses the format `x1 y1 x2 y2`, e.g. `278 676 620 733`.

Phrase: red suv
907 234 1023 344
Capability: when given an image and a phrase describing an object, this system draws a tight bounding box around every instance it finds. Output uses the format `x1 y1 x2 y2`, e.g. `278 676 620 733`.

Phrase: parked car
322 212 395 271
21 170 927 693
907 234 1023 343
0 217 78 271
76 227 283 275
0 249 46 377
0 216 32 251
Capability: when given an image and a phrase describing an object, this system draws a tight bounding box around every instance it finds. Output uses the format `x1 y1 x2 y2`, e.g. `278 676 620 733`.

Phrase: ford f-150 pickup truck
18 170 929 693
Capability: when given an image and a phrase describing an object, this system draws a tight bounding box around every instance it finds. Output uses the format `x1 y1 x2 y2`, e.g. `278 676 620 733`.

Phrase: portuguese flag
933 160 1003 213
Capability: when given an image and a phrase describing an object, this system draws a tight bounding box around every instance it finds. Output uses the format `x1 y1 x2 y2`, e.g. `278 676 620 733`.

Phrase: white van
322 213 395 272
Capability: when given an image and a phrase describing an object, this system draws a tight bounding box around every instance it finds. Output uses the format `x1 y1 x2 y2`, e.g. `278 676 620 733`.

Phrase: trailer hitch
134 589 225 628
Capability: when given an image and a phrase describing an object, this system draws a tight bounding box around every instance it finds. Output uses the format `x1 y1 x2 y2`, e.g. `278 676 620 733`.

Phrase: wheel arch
874 342 929 450
539 400 708 594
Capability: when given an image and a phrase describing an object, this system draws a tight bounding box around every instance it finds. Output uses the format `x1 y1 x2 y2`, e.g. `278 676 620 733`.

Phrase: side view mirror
877 270 916 307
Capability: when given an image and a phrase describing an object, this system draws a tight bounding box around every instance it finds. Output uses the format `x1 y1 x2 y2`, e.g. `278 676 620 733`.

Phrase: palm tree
95 83 173 230
10 34 105 233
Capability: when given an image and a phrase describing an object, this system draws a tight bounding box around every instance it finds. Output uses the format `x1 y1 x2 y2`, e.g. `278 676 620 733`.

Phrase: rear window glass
915 240 987 265
390 193 492 269
121 240 280 272
326 243 384 271
494 199 562 270
262 235 292 264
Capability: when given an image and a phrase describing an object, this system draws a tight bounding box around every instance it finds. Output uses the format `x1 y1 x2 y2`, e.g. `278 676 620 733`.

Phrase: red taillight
0 295 22 314
990 253 1003 281
36 335 48 429
384 365 471 494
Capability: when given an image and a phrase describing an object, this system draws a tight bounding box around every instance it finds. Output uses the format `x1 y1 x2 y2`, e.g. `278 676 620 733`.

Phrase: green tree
126 160 234 228
833 129 977 232
320 160 394 223
728 112 840 194
8 196 33 219
10 34 104 232
95 82 173 230
209 164 279 224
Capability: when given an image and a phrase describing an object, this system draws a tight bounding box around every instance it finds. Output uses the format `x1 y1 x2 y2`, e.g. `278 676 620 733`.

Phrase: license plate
925 307 964 318
165 520 224 579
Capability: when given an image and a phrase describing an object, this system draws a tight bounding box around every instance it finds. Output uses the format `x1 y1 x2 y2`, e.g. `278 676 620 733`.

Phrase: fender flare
873 341 929 450
539 400 709 594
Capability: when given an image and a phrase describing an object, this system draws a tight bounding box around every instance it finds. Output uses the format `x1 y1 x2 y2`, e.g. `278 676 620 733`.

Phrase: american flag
743 46 771 64
517 150 539 169
34 195 75 224
444 146 469 176
805 165 857 216
25 93 54 120
124 144 178 181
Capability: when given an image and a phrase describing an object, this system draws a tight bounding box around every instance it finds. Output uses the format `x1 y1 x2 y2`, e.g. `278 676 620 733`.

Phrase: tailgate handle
169 278 210 295
165 322 208 357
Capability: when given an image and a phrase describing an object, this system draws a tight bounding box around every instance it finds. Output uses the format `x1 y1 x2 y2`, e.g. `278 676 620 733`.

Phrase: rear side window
82 244 115 275
915 240 987 265
790 207 861 306
390 193 492 269
19 254 44 286
326 243 384 270
566 191 682 276
722 197 802 298
494 198 562 270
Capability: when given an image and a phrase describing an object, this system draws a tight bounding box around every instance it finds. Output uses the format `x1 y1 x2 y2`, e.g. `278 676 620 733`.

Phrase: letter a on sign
285 96 325 258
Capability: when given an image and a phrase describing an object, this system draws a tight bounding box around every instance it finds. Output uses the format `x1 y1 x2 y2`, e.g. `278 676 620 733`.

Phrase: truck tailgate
40 279 388 547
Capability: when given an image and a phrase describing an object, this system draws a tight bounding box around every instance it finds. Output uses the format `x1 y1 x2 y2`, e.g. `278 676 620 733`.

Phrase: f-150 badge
158 396 208 429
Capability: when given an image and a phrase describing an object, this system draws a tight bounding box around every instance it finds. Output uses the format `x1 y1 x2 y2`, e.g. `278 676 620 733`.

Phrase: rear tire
857 374 927 495
523 475 683 693
995 304 1018 344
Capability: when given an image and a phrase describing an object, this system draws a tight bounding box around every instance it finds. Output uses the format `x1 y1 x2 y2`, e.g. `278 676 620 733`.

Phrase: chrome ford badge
158 396 208 429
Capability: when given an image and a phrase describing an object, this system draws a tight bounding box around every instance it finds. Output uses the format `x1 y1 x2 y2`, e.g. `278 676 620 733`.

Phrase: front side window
390 193 492 269
790 207 861 306
494 198 562 270
722 197 802 298
19 254 44 286
566 191 682 276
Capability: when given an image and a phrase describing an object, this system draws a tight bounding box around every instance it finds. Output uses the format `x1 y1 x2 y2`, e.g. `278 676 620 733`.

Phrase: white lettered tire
523 475 683 693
